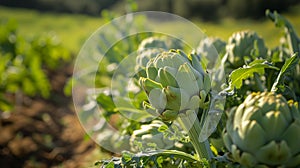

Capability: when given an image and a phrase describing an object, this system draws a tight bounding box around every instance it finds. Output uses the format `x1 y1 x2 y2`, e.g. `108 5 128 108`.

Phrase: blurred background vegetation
1 0 299 53
1 0 299 20
0 0 300 167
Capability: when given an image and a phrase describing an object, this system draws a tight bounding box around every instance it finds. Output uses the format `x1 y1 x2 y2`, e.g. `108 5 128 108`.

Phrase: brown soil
0 64 98 168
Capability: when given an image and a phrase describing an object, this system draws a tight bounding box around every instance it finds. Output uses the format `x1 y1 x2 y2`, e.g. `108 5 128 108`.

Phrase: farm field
1 5 300 54
1 4 300 167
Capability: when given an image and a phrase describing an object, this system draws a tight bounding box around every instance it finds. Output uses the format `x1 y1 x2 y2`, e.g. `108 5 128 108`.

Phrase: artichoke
226 31 268 69
223 92 300 167
139 50 211 121
135 48 164 78
197 37 226 69
135 36 183 78
137 36 183 52
130 120 174 151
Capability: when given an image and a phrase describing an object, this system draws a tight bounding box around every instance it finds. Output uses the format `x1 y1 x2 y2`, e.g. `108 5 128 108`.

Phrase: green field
0 6 104 53
1 6 300 54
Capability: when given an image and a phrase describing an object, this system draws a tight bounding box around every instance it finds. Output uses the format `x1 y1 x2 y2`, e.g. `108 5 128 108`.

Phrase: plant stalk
178 110 215 167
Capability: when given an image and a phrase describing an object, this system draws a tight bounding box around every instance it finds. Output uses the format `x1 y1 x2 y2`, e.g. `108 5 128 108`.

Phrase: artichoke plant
223 92 300 167
130 120 174 152
139 49 211 121
197 37 226 69
226 31 268 69
138 49 214 160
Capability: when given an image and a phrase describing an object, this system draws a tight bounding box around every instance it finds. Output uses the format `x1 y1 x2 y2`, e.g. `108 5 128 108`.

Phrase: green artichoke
223 92 300 167
139 50 211 121
137 36 182 52
135 36 183 78
226 31 268 69
197 37 226 69
135 48 164 78
130 120 174 151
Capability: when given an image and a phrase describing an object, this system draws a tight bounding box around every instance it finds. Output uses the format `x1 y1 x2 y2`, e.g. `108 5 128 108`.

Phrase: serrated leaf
105 162 115 168
228 61 279 91
122 151 133 162
271 53 299 92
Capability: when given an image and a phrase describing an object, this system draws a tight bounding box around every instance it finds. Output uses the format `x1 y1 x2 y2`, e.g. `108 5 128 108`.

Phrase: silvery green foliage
223 92 300 167
226 31 268 69
130 120 174 152
139 50 211 121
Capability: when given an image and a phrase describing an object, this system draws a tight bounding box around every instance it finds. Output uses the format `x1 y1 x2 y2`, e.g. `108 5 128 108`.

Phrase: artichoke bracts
135 48 164 78
223 92 300 167
226 31 268 69
135 36 183 78
139 50 211 121
138 49 213 160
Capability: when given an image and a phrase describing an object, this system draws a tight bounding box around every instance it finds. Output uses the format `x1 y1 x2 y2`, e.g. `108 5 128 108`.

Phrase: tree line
0 0 299 20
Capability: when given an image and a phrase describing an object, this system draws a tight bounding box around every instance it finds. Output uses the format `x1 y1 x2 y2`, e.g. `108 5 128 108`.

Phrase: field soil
0 64 98 168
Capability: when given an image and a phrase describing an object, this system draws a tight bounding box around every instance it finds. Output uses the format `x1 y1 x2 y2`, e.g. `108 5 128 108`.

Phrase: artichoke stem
179 110 214 167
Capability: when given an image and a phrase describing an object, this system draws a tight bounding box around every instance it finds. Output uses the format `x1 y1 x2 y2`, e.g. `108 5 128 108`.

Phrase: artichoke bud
139 50 211 121
137 36 183 52
197 37 226 68
226 31 268 69
135 48 163 78
223 92 300 167
154 52 187 70
138 38 168 51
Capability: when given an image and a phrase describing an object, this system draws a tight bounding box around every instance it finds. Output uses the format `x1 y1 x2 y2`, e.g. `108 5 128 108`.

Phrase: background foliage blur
1 0 300 20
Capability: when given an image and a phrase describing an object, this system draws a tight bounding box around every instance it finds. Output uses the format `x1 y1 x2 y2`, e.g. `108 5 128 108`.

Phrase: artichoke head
135 48 164 78
223 92 300 167
139 50 211 121
197 37 226 68
226 31 268 69
136 36 183 79
138 36 183 52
